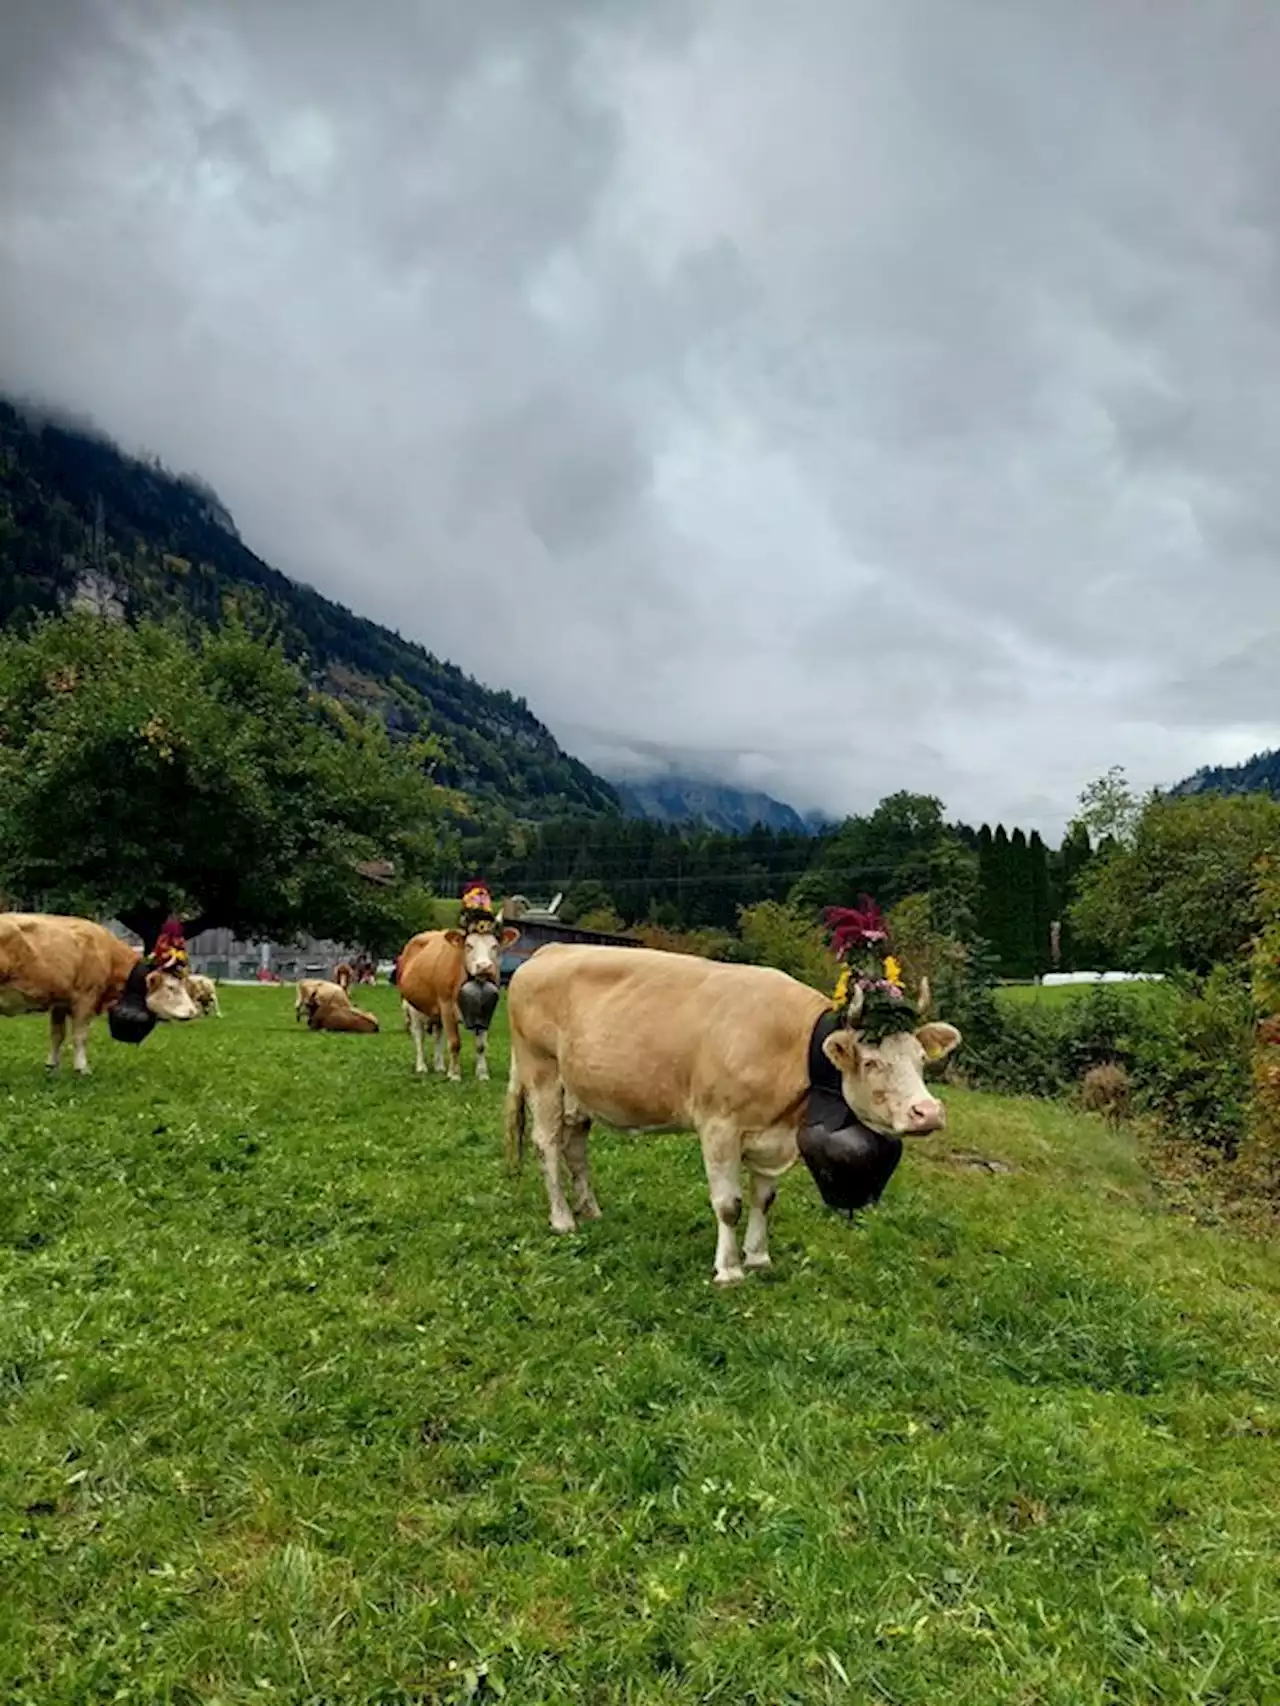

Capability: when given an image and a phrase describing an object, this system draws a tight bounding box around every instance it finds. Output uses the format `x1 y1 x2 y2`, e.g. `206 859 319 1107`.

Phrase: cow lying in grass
504 943 960 1283
303 980 379 1033
0 912 199 1074
187 974 222 1017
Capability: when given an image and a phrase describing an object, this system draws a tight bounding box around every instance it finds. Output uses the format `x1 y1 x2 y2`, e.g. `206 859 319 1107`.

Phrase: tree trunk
118 909 215 950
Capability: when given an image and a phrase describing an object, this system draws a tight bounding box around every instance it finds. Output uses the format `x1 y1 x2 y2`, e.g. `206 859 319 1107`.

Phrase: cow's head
145 967 201 1022
108 960 200 1044
822 978 961 1136
446 920 521 986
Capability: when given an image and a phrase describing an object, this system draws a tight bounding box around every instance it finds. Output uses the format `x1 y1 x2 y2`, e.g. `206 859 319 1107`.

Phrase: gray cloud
3 0 1279 837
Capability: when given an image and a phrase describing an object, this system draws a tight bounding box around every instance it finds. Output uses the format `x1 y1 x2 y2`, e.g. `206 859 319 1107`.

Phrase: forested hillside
612 774 818 834
1173 749 1280 799
0 398 618 820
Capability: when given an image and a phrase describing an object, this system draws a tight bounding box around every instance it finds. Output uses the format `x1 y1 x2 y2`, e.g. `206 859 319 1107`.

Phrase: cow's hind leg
743 1169 779 1271
700 1122 746 1285
47 1008 67 1072
529 1078 576 1234
562 1100 600 1220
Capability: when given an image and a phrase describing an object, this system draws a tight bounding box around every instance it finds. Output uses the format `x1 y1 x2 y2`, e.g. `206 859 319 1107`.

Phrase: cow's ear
916 1021 961 1062
144 970 163 995
823 1029 864 1075
444 929 465 946
501 926 520 947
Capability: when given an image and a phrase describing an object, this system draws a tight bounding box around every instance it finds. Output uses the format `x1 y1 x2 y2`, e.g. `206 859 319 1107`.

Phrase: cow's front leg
47 1009 67 1072
701 1125 745 1284
443 1006 462 1082
743 1170 779 1271
473 1025 490 1082
407 1006 430 1075
70 1010 93 1076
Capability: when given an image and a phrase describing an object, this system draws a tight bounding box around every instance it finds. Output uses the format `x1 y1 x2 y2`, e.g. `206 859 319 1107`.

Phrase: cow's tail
503 1051 527 1175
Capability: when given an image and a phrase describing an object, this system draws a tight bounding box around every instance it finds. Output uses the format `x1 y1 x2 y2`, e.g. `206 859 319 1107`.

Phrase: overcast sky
3 0 1279 835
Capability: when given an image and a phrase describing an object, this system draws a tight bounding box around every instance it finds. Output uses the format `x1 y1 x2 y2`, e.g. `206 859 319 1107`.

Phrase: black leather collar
800 1009 903 1215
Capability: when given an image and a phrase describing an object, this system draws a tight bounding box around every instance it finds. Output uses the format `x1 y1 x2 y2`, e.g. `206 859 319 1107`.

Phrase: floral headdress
459 881 499 933
824 896 924 1042
151 915 189 975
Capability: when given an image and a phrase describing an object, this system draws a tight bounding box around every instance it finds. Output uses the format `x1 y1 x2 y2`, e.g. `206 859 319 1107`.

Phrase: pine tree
1009 828 1036 977
1029 830 1051 975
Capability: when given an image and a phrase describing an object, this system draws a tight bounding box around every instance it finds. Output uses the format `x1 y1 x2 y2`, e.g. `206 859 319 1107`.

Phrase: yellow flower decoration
831 965 851 1010
883 955 903 988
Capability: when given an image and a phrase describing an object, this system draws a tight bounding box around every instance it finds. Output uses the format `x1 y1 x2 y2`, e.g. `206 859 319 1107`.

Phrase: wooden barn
499 904 640 982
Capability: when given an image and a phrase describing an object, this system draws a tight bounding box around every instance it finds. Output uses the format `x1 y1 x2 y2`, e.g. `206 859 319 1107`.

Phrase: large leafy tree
790 791 953 914
0 613 453 949
1070 791 1280 973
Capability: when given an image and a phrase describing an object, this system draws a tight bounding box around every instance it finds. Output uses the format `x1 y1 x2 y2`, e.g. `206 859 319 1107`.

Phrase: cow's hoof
744 1252 772 1271
576 1200 603 1221
714 1266 746 1286
550 1213 577 1235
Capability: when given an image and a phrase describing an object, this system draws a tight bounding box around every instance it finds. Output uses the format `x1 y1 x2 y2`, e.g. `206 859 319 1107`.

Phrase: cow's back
398 931 465 1017
508 944 827 1131
0 913 135 1012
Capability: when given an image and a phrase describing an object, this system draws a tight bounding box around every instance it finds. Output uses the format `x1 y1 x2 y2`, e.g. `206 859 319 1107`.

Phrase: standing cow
397 919 519 1082
0 913 200 1074
503 943 960 1284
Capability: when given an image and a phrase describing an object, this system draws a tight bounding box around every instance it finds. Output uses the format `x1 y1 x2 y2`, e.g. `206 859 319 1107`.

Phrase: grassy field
3 986 1280 1705
995 981 1163 1010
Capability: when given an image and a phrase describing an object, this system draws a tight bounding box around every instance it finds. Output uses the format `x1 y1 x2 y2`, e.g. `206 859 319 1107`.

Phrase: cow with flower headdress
0 912 200 1074
396 882 520 1081
502 895 961 1283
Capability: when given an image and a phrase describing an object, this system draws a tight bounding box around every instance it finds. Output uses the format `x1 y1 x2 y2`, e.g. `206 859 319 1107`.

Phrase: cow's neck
805 1009 858 1136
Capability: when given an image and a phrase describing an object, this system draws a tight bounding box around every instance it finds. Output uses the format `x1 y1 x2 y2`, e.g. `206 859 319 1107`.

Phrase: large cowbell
107 962 159 1046
797 1099 903 1216
457 977 500 1034
799 1011 903 1216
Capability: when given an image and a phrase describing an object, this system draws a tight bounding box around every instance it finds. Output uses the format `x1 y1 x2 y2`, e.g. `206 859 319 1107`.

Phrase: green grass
996 980 1163 1009
3 986 1280 1705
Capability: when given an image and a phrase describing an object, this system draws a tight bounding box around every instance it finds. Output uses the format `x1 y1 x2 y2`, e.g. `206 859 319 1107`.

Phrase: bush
735 901 839 992
1127 967 1254 1155
1081 1062 1133 1124
956 975 1253 1155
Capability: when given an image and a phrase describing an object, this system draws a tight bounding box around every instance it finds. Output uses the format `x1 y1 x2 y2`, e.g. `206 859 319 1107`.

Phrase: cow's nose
907 1099 945 1134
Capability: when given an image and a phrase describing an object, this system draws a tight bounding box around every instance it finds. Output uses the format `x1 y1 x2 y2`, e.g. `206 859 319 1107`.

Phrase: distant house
499 896 639 981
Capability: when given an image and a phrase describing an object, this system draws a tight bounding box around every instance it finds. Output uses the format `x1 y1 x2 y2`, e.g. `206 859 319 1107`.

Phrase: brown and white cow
503 943 960 1284
295 978 328 1021
0 912 200 1074
187 973 222 1018
397 919 519 1082
303 981 379 1033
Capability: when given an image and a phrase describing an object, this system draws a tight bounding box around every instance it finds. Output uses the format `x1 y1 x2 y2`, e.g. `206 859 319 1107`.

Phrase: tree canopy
1069 791 1280 973
0 613 453 951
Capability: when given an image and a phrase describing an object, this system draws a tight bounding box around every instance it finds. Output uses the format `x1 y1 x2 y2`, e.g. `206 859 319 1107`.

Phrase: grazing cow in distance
187 973 222 1017
304 981 379 1033
503 943 960 1284
0 912 200 1074
334 962 354 992
397 919 519 1082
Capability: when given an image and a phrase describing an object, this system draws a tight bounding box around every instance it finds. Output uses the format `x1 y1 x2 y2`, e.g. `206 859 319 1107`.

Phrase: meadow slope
3 986 1280 1705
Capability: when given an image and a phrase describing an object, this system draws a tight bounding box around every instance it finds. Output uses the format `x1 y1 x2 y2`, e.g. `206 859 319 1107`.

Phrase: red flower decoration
824 896 889 960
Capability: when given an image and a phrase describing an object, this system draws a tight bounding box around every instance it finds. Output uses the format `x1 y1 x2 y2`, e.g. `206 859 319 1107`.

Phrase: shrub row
952 974 1256 1155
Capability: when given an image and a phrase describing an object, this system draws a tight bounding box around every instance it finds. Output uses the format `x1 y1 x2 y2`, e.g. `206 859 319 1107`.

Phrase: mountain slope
1171 750 1280 799
0 397 618 820
612 774 819 835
